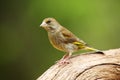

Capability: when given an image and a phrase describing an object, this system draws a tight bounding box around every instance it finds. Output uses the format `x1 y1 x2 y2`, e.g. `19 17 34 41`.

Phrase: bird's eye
46 20 51 24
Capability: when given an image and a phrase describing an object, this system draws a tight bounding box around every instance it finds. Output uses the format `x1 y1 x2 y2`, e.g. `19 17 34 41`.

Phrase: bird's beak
40 22 47 27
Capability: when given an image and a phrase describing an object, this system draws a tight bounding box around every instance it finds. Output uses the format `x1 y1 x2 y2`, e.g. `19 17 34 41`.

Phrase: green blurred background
0 0 120 80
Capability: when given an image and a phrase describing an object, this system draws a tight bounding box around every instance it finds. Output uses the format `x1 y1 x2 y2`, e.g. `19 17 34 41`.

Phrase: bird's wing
61 27 85 45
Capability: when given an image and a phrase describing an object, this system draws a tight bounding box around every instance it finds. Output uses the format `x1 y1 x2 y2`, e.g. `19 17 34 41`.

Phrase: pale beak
40 22 47 27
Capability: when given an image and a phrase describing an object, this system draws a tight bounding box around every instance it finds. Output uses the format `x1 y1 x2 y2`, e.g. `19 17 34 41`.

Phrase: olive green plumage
40 18 100 64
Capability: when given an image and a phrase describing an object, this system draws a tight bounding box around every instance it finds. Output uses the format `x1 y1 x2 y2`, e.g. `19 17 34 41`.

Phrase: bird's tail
84 46 100 52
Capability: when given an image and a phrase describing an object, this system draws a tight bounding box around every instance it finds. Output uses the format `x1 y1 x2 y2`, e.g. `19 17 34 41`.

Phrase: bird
40 17 101 64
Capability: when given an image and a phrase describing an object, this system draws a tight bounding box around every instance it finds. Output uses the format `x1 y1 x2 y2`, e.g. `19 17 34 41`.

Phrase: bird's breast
48 33 65 52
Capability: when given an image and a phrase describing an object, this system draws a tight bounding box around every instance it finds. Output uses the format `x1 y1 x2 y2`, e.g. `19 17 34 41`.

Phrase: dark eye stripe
46 20 51 24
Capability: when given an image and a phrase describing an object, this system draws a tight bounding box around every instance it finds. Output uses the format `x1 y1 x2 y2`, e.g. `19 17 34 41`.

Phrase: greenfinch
40 18 100 64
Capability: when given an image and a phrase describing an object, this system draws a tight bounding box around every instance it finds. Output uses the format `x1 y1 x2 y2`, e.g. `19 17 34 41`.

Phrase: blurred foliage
0 0 120 80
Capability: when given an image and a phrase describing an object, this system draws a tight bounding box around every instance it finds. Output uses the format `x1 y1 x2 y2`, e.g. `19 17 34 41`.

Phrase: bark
37 48 120 80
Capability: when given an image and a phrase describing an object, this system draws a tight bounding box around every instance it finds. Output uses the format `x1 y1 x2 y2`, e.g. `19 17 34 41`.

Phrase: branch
37 48 120 80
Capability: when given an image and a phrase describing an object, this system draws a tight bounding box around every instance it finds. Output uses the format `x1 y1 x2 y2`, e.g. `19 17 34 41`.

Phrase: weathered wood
37 48 120 80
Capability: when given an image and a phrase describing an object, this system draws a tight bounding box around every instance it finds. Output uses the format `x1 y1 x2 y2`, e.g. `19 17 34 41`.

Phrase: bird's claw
56 58 71 66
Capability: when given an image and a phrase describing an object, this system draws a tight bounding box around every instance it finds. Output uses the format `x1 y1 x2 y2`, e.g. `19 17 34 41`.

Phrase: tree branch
37 48 120 80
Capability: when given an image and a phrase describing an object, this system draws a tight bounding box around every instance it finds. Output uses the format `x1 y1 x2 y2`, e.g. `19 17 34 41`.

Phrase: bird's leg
57 52 72 65
62 53 70 59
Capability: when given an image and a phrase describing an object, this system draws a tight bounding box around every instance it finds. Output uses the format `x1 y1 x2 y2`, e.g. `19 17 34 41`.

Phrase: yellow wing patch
73 41 85 49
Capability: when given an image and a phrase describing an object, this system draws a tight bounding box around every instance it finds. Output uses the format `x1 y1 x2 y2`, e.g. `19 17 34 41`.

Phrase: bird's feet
56 58 70 65
56 53 71 66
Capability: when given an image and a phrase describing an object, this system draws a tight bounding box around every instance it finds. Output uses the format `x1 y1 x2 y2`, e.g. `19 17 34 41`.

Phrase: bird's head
40 18 61 33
